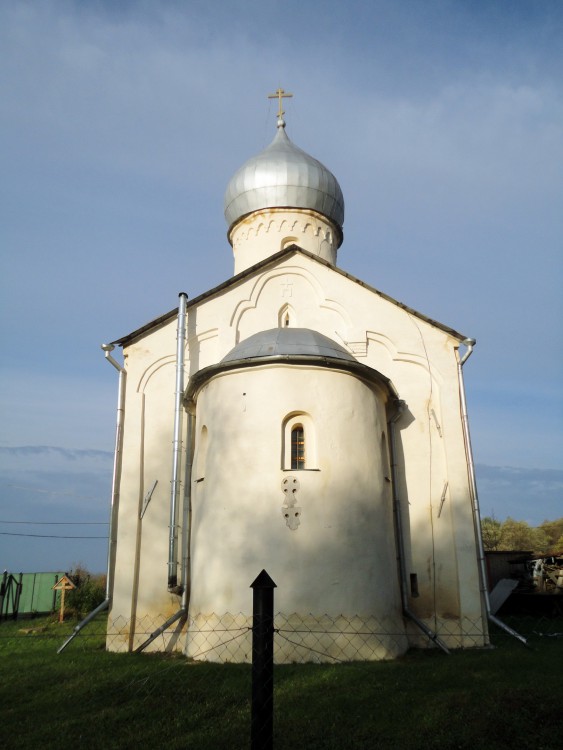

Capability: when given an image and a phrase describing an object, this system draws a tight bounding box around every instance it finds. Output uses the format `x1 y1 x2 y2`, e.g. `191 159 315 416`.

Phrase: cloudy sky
1 0 561 574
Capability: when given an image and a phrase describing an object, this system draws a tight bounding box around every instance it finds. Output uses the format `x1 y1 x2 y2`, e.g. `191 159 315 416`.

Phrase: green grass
0 616 561 749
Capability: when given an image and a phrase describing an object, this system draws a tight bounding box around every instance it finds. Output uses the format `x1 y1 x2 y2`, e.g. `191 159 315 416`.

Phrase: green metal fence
1 572 64 617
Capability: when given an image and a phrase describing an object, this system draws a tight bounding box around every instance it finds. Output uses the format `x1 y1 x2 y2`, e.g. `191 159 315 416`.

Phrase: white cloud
0 370 117 451
0 445 113 472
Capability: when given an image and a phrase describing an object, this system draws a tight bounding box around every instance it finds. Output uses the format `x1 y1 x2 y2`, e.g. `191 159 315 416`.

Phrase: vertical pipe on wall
457 339 527 646
57 344 125 653
181 411 195 609
168 292 188 591
135 295 192 653
388 400 450 655
139 413 193 650
103 345 127 602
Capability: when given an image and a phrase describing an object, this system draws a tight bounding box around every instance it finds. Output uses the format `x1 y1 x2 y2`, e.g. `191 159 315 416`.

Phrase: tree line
481 516 563 554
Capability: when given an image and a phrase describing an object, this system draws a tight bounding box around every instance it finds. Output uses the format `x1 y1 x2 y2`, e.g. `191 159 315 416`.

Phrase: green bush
65 566 106 618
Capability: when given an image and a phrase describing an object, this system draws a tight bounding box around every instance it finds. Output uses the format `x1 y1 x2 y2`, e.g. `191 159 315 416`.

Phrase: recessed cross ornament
281 476 301 530
280 277 293 297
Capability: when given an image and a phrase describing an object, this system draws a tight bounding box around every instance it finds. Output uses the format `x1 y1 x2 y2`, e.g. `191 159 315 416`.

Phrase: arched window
282 412 316 470
291 425 305 470
278 303 295 328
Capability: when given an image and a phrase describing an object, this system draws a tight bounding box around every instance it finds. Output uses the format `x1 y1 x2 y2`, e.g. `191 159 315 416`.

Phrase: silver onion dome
224 122 345 232
221 328 355 363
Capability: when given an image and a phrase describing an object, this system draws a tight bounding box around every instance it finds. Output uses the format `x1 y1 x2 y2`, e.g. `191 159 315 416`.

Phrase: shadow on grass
0 615 561 749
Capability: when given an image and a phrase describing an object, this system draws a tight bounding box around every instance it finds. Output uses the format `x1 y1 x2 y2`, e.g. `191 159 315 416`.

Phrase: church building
104 92 489 661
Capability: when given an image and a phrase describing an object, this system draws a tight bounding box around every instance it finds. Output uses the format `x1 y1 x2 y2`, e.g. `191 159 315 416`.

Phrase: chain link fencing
103 610 502 663
1 610 561 749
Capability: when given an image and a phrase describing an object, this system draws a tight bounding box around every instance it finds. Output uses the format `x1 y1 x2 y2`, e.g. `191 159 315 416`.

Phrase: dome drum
229 207 341 273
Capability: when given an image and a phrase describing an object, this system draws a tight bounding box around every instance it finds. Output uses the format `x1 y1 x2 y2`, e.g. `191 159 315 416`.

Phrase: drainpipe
135 296 192 653
389 400 451 655
58 343 126 653
168 293 188 591
457 339 527 646
134 412 194 653
180 411 195 609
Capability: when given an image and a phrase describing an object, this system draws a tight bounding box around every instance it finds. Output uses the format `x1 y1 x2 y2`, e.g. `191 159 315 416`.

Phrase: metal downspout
135 296 192 654
135 412 194 654
168 292 188 591
180 411 195 610
58 344 126 654
134 608 187 653
389 401 451 655
457 339 527 646
57 599 110 654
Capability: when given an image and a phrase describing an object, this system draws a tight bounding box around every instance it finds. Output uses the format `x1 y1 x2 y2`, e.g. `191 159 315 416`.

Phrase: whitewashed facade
105 117 488 660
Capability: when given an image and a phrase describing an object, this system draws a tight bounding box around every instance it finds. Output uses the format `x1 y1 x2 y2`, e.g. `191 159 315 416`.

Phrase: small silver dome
224 124 345 232
221 328 355 363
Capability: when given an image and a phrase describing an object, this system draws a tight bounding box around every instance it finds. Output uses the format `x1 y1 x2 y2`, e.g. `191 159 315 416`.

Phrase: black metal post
14 573 23 620
0 571 6 620
251 569 276 750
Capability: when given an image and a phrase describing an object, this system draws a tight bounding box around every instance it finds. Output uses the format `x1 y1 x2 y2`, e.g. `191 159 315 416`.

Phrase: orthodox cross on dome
268 87 293 126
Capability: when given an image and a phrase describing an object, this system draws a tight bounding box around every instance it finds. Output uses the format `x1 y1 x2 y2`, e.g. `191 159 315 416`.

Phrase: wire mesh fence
2 610 562 664
100 611 497 663
2 610 561 658
0 611 561 749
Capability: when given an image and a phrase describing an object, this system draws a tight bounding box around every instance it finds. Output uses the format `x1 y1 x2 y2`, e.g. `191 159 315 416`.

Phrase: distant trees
481 516 503 551
481 516 563 554
539 518 563 553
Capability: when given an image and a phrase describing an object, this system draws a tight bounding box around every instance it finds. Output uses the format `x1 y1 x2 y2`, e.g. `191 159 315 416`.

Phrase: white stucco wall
107 247 487 656
184 364 406 661
229 208 339 273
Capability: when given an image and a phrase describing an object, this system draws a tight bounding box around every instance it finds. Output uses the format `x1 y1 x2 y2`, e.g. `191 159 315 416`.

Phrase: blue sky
1 0 561 573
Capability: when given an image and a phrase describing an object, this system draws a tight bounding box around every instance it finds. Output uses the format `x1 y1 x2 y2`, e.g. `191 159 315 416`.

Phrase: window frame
290 424 306 470
282 412 317 471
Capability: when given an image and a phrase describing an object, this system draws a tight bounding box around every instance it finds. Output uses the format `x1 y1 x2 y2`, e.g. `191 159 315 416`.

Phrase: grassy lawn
0 615 561 749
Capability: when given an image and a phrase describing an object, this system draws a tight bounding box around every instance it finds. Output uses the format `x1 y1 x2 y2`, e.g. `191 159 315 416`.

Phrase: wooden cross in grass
53 574 76 623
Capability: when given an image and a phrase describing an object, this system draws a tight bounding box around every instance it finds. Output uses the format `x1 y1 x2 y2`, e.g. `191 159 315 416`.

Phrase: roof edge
184 354 399 406
110 245 470 347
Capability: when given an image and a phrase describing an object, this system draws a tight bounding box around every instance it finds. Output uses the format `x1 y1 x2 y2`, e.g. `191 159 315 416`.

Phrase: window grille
291 425 305 470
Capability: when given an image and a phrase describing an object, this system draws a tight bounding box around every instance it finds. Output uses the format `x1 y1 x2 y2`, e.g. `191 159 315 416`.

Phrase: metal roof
221 328 356 363
185 325 398 406
224 123 344 232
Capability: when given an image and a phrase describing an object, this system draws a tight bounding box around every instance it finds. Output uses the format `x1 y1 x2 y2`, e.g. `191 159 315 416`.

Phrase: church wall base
184 612 409 664
105 611 488 658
